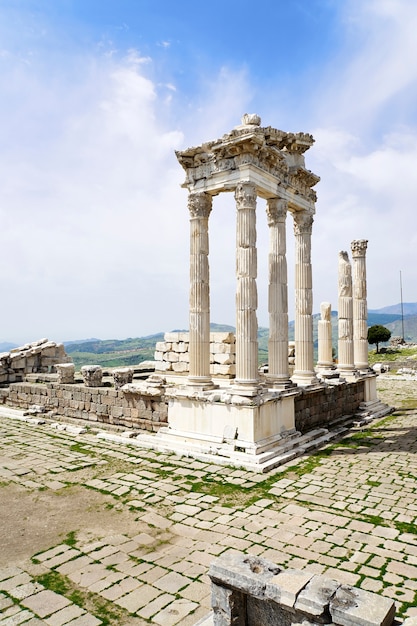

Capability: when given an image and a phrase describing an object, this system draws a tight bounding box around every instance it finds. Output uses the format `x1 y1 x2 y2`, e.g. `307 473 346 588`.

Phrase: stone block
172 362 188 373
155 361 171 372
56 363 75 384
212 364 236 376
209 553 280 599
164 332 181 342
210 332 235 343
113 368 134 390
211 584 246 626
213 354 233 365
329 585 395 626
211 343 234 354
294 574 340 617
155 342 168 352
265 568 314 608
81 365 103 387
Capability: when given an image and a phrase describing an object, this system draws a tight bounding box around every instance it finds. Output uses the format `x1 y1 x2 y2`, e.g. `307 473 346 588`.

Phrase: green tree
367 325 392 353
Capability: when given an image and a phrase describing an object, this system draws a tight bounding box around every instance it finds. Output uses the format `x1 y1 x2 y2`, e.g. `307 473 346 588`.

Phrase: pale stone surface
292 211 317 386
330 584 395 626
0 339 71 383
21 590 71 617
266 198 290 386
317 302 334 371
55 363 75 384
188 191 213 388
234 181 259 389
81 365 102 388
351 239 369 371
337 251 355 374
112 368 133 390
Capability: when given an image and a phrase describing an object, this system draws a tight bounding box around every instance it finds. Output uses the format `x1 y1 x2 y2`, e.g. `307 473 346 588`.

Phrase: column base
187 376 216 391
291 371 319 387
336 367 358 382
265 376 295 390
316 367 340 381
231 380 261 397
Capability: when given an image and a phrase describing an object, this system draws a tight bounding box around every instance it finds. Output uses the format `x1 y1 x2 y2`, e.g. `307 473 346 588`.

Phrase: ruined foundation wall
1 379 366 435
295 380 365 433
1 383 167 431
208 552 397 626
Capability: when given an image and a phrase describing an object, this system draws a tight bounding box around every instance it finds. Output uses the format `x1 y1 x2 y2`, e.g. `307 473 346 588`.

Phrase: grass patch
63 530 77 547
69 443 96 457
34 569 131 626
366 479 381 488
35 571 71 595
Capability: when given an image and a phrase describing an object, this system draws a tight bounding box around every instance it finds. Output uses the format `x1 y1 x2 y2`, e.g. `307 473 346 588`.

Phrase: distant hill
369 302 417 316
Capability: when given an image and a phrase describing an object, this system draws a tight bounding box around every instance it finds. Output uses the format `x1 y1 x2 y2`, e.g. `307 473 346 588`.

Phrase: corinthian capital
234 181 257 209
188 192 212 218
293 211 313 236
351 239 368 258
266 198 287 226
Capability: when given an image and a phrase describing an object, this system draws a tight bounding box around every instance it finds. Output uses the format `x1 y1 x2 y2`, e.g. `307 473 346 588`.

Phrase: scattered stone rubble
0 339 71 384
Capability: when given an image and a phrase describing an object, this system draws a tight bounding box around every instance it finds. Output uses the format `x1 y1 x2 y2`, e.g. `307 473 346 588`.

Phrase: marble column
351 239 369 371
188 191 213 387
337 251 356 375
266 198 291 386
234 181 259 390
292 211 317 386
317 302 334 371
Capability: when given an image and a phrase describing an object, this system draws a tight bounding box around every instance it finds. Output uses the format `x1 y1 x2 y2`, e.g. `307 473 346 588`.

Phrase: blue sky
1 0 417 343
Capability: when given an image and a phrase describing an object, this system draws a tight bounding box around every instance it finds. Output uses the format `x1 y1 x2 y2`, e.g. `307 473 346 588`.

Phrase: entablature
176 115 319 209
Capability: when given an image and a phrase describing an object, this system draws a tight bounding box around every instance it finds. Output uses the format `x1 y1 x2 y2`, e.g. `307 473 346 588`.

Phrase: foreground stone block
207 552 396 626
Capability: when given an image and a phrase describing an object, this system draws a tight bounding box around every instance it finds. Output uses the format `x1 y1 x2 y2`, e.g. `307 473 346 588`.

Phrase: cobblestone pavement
1 378 417 624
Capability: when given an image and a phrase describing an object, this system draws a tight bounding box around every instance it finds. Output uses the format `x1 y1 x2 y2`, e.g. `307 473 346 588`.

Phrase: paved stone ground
1 376 417 624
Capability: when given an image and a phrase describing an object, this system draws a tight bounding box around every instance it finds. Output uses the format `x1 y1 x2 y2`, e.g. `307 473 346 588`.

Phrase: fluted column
234 181 259 390
188 192 213 387
317 302 334 370
292 211 317 386
351 239 369 371
337 251 356 375
266 198 291 386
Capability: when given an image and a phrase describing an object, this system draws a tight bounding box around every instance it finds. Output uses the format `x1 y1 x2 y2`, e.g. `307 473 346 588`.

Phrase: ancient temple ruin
144 115 389 470
0 115 391 472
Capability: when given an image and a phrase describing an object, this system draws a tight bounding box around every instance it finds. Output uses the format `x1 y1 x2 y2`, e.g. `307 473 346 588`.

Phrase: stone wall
0 378 367 436
0 339 71 384
295 380 365 433
154 332 236 377
1 382 167 431
208 551 398 626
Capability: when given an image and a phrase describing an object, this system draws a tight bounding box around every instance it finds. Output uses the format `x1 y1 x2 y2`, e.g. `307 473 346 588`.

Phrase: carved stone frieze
176 117 319 206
